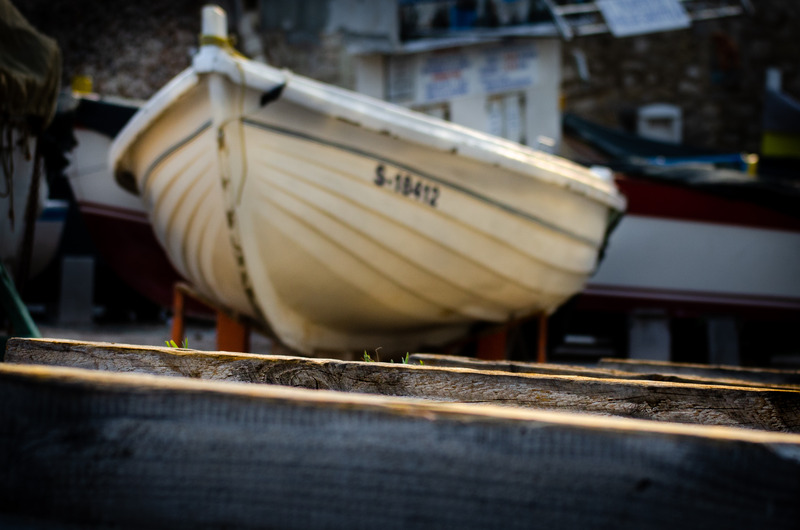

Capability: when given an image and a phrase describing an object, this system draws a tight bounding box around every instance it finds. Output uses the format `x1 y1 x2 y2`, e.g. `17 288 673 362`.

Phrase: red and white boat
585 175 800 314
64 94 187 310
559 112 800 364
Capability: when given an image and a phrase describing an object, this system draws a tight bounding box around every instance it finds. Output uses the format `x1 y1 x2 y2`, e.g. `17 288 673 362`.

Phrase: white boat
110 6 625 355
0 0 61 282
0 129 45 276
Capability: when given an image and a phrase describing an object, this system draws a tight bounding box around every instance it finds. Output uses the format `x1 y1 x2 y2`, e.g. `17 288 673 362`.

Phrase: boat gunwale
108 67 200 173
109 44 626 213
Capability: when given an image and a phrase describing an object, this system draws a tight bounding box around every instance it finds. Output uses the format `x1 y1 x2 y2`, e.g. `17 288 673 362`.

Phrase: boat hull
113 32 623 355
0 130 48 280
584 176 800 315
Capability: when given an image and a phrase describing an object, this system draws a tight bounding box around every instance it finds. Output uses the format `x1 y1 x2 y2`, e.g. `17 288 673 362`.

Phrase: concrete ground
36 319 277 355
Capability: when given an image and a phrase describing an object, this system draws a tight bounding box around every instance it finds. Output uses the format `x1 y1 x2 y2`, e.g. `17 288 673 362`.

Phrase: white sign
420 51 472 102
597 0 690 37
387 42 539 105
477 45 538 94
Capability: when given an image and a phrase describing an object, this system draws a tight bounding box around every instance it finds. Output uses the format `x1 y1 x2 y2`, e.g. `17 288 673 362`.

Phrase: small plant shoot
165 338 189 349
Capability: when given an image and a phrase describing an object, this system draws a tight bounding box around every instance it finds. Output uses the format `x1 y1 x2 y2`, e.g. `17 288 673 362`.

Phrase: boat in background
28 199 68 279
0 0 62 286
584 174 800 315
552 112 800 365
61 92 191 310
110 6 625 355
561 112 800 316
0 129 48 279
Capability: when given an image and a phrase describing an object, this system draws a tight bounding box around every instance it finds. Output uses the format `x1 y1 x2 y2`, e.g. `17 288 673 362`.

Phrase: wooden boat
110 6 625 355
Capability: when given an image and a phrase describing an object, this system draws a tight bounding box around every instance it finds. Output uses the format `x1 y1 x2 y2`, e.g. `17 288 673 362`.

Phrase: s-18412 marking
374 164 440 207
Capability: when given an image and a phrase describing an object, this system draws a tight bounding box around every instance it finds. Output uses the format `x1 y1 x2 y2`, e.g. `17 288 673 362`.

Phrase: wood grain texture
1 363 800 529
599 358 800 386
6 338 800 433
409 353 800 391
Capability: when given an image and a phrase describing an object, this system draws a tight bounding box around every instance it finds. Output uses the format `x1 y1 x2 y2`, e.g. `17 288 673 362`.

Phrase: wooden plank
6 338 800 433
408 353 800 391
1 363 799 529
600 358 800 386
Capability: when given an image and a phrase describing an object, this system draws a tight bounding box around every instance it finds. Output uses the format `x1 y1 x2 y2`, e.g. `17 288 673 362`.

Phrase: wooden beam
7 338 800 433
408 354 800 391
1 363 799 529
600 358 800 387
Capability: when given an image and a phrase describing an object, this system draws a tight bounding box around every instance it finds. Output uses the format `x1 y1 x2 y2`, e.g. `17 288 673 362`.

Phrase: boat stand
170 282 257 352
170 280 549 362
464 314 549 363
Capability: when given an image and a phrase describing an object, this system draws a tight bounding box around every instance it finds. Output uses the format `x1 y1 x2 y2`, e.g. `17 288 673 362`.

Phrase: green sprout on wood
165 338 189 349
363 350 423 365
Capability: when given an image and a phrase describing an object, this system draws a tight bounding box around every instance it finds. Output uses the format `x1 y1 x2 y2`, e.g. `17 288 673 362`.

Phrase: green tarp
0 0 61 128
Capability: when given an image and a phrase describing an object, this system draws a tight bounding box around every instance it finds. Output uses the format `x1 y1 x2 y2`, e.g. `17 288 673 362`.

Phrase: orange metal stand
536 314 548 363
475 329 507 360
171 282 251 352
216 311 251 352
474 314 548 362
170 285 186 346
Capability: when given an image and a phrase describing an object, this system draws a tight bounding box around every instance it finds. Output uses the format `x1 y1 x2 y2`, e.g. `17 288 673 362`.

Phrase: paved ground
36 319 276 355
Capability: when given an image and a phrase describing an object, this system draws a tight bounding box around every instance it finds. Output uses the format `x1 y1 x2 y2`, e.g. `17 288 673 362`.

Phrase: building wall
16 0 212 100
16 0 799 154
561 0 800 153
353 39 563 148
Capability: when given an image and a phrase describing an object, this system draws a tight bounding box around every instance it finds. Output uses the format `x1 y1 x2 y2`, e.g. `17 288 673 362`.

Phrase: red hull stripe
616 175 800 232
583 283 800 311
78 201 149 224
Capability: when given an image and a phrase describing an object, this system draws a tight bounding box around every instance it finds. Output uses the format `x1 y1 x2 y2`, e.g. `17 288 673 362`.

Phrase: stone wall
16 0 213 100
561 0 800 153
16 0 799 153
16 0 354 100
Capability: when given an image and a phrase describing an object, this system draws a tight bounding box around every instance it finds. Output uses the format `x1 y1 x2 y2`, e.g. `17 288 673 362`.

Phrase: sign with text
387 42 539 105
477 45 538 94
420 52 472 102
597 0 690 37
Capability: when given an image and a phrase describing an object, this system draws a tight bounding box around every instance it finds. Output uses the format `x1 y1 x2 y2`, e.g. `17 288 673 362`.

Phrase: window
487 92 527 144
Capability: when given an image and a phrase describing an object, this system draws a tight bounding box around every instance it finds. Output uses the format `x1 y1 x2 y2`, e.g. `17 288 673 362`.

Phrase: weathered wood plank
409 353 800 391
1 363 800 530
600 358 800 386
6 338 800 433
